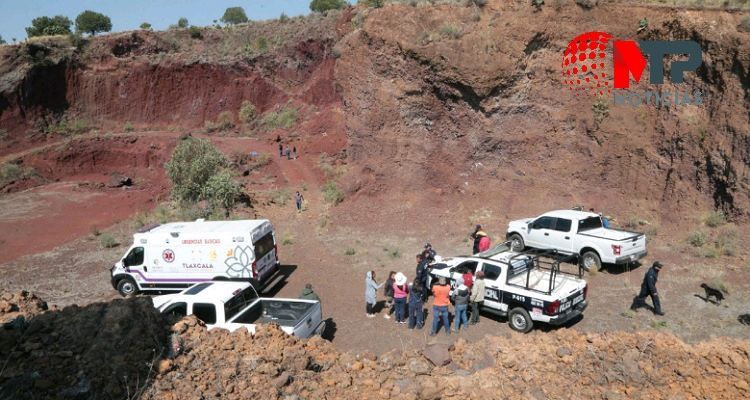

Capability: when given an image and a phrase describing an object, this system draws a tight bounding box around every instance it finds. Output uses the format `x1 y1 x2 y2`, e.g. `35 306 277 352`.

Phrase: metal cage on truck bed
506 249 583 295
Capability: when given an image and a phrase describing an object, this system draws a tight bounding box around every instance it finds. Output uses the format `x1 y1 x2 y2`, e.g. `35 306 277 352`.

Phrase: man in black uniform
631 261 665 316
415 253 430 301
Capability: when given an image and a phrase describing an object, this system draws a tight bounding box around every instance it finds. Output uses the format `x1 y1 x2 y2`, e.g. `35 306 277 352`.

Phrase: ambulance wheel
508 307 533 333
117 278 139 297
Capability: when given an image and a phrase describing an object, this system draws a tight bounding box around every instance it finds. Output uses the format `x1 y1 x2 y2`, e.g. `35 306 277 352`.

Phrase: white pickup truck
506 210 647 271
152 281 325 338
427 244 588 333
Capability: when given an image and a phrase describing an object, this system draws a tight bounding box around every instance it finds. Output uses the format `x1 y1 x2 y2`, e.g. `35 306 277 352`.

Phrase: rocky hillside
0 1 748 223
335 1 750 222
1 292 749 399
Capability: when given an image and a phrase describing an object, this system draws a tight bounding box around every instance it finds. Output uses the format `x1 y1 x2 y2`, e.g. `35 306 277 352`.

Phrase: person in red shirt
462 268 473 290
430 277 451 336
478 234 491 253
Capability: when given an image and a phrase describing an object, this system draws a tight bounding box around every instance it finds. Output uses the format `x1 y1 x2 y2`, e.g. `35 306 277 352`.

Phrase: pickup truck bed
579 227 641 241
507 269 578 293
232 299 316 327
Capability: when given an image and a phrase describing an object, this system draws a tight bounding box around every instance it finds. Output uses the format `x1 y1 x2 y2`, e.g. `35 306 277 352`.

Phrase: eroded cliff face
1 2 748 220
335 2 750 220
0 12 344 135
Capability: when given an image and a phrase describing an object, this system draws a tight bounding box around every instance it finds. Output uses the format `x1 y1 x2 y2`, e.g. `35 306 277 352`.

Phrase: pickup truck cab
427 244 588 333
506 210 647 271
152 281 325 338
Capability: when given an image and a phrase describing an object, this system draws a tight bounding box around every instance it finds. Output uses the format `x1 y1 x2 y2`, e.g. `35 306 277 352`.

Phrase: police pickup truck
427 244 588 333
152 281 325 338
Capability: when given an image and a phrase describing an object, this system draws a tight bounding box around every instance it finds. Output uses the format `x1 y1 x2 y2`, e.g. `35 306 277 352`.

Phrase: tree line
19 3 354 41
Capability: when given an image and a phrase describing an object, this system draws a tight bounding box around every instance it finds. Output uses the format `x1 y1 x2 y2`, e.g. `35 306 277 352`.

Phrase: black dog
700 283 725 305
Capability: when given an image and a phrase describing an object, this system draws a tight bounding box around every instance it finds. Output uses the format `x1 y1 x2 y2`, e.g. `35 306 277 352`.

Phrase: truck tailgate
293 302 323 338
619 234 646 258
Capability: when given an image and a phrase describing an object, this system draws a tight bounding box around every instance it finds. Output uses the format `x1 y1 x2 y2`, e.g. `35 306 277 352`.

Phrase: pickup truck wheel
117 277 138 297
509 234 525 252
580 251 601 272
508 307 533 333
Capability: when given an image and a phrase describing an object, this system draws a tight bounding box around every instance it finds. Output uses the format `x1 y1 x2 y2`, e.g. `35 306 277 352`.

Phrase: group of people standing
276 135 299 160
364 242 488 335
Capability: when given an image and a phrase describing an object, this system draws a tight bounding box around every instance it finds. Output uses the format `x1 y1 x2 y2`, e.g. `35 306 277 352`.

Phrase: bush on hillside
165 138 227 203
310 0 347 13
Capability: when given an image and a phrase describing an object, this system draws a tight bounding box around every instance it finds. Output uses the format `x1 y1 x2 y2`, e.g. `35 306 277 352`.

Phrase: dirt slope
2 293 749 400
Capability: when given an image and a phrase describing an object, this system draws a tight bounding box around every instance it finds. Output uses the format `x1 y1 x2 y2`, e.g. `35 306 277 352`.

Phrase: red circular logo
162 249 175 263
562 31 613 97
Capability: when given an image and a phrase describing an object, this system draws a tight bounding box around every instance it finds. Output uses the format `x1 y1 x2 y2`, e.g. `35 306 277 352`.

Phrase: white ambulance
110 219 279 297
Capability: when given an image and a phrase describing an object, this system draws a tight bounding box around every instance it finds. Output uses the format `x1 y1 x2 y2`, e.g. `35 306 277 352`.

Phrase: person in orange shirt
430 277 451 336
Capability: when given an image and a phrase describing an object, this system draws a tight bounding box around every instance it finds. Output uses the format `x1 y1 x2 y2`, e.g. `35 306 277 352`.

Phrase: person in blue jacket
630 261 664 316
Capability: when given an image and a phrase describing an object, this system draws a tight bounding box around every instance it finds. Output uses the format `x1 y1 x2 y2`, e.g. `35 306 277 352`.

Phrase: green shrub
216 111 234 130
687 231 707 247
261 106 298 130
140 22 152 30
716 228 737 256
205 111 234 133
165 137 227 203
704 211 726 228
177 18 189 29
323 180 344 205
698 247 718 259
592 97 609 129
188 26 202 39
0 162 36 186
239 101 257 123
279 13 289 22
201 170 242 216
47 117 91 136
650 320 667 329
26 15 72 37
271 188 291 205
255 37 268 53
532 0 545 9
345 248 356 256
100 234 118 248
360 0 385 7
281 234 294 245
439 24 463 39
310 0 347 12
68 32 85 49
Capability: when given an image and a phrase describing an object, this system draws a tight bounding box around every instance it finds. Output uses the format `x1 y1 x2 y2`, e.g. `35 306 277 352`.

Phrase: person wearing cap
423 242 436 262
631 261 665 316
392 272 410 324
452 283 470 332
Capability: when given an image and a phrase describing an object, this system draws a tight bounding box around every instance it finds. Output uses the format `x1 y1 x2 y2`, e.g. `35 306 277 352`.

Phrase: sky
0 0 332 42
